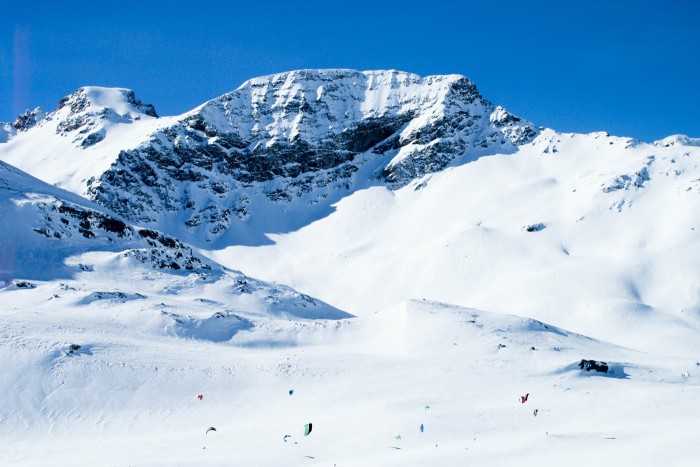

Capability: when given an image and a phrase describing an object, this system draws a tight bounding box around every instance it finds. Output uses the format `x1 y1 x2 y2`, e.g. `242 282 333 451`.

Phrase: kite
206 427 216 434
304 423 312 436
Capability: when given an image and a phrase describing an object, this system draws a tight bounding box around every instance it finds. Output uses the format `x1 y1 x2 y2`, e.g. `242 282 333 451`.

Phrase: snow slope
0 157 212 281
1 298 698 466
218 130 700 358
0 159 347 320
0 87 174 195
1 69 699 465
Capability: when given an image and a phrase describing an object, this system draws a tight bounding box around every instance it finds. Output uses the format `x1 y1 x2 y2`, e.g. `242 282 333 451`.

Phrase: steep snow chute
304 423 312 436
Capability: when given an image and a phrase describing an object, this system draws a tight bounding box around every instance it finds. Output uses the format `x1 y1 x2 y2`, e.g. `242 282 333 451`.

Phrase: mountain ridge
0 158 349 321
2 69 700 357
0 69 537 246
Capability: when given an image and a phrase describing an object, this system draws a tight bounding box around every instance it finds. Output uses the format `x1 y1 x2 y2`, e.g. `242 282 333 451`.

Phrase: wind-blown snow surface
218 130 700 358
1 298 698 466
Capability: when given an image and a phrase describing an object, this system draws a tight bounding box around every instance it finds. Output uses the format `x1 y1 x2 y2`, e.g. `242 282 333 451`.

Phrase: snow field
1 71 699 465
1 290 698 466
220 131 700 358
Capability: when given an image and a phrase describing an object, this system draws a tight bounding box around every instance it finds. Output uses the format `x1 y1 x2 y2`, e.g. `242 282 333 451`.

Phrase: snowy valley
1 69 699 466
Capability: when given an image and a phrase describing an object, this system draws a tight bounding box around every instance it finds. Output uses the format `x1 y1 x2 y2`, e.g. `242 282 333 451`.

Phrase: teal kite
304 423 312 436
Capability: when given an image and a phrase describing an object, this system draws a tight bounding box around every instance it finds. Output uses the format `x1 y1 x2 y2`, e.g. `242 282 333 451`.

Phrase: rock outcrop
1 70 537 245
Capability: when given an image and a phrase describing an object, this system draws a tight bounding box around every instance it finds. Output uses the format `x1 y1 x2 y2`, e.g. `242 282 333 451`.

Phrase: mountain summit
2 70 700 465
0 69 536 245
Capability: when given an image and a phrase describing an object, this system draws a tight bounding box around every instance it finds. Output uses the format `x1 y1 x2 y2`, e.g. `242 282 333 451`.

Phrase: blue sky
1 0 698 141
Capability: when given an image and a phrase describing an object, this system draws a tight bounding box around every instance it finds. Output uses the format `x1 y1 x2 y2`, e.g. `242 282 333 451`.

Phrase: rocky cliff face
1 70 537 246
88 70 536 243
54 87 158 148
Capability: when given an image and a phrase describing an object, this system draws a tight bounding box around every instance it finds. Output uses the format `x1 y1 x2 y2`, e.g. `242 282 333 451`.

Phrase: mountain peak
46 86 160 150
1 69 537 246
57 86 158 119
654 134 700 148
82 68 536 243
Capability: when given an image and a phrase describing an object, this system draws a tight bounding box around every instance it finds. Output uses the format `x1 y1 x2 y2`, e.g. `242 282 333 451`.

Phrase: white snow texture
0 69 699 466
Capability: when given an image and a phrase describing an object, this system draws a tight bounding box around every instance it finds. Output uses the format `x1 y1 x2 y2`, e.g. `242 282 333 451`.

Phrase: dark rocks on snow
81 71 538 236
52 203 129 238
123 89 158 118
12 109 43 131
138 229 159 240
524 223 546 232
578 359 609 373
81 131 105 148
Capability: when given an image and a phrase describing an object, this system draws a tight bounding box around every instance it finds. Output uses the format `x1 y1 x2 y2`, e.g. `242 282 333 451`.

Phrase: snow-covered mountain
223 129 700 357
0 87 170 195
2 69 700 465
0 159 348 320
2 68 699 354
0 70 536 246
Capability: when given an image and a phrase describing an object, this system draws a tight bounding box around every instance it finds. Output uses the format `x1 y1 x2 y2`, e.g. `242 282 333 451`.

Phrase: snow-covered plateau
1 69 699 466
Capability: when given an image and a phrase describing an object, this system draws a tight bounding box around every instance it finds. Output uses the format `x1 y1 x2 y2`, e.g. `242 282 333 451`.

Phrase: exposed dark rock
138 229 159 240
524 223 546 232
81 131 105 148
123 89 158 118
57 70 538 241
578 359 609 373
13 108 44 131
